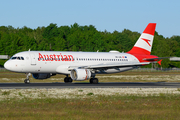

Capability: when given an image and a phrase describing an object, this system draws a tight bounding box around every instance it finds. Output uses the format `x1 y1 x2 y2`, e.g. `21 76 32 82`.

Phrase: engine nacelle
32 73 51 79
70 69 91 81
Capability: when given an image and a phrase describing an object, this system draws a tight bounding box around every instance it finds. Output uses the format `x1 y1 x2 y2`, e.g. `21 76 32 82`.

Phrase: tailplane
127 23 156 55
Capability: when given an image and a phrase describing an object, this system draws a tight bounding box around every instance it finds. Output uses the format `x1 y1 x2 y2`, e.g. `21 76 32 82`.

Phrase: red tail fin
127 23 156 55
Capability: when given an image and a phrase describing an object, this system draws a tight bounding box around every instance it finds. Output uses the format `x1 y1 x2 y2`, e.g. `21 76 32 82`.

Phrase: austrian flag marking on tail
141 38 151 47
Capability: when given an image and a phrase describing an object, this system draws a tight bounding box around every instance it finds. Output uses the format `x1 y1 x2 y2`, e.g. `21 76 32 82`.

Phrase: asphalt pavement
0 82 180 89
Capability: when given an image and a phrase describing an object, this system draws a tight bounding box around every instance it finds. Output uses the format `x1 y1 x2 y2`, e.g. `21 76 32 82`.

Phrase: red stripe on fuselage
128 53 158 63
127 47 158 62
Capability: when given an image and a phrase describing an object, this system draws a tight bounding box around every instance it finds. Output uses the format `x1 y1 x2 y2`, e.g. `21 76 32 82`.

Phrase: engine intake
70 69 91 81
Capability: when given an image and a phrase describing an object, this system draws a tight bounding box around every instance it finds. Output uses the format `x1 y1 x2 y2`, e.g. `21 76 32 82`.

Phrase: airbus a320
4 23 163 84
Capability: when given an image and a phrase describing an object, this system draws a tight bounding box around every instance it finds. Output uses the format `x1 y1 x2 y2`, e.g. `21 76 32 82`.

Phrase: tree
53 36 67 51
0 23 180 68
42 23 59 39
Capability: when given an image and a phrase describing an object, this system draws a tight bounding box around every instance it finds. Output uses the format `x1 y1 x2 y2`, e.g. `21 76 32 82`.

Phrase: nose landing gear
24 79 30 84
24 73 31 84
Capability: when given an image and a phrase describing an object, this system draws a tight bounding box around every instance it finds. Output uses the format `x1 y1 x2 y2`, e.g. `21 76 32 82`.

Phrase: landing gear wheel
24 73 31 84
90 78 98 84
68 77 73 83
90 78 93 84
24 79 30 84
64 77 73 83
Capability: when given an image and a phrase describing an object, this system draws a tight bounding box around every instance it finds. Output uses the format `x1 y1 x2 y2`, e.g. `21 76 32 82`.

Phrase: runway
0 82 180 89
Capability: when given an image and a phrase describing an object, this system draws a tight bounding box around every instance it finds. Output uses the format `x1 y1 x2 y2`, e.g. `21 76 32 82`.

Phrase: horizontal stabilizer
157 59 162 65
143 57 170 61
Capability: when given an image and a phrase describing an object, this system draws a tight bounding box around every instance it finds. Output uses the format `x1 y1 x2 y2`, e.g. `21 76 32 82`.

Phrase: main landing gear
63 75 98 84
90 78 98 84
24 73 31 84
64 75 73 83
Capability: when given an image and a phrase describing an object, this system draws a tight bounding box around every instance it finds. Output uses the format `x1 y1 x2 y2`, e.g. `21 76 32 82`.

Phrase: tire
64 77 73 83
24 79 27 83
90 78 98 84
90 78 93 84
26 79 30 84
24 79 30 84
93 78 98 84
64 77 68 83
68 77 73 83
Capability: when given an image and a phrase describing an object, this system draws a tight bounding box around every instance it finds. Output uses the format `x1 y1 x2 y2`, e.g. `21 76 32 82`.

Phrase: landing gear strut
90 78 98 84
64 75 73 83
24 73 31 84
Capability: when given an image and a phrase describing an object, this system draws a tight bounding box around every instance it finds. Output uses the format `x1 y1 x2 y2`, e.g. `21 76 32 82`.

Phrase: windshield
11 56 24 60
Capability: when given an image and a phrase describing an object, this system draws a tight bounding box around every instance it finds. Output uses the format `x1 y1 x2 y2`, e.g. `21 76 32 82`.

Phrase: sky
0 0 180 38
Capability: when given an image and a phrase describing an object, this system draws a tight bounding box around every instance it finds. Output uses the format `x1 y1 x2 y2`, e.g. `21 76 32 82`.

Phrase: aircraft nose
4 61 11 70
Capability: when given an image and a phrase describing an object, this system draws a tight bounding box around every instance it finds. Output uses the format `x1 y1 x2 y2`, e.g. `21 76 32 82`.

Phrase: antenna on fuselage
97 50 99 52
28 49 31 51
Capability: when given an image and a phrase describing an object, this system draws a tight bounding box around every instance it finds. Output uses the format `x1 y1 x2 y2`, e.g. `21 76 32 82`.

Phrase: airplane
4 23 162 84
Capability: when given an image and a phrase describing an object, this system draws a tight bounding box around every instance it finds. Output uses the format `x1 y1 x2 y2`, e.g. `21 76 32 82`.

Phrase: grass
0 70 180 119
87 92 94 96
0 70 180 83
2 91 11 95
0 94 180 119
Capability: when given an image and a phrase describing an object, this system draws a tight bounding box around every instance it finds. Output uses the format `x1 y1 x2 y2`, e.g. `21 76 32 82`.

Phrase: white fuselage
4 51 139 74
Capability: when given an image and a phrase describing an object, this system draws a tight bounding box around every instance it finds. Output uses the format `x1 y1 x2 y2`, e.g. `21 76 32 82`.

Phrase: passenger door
30 53 36 65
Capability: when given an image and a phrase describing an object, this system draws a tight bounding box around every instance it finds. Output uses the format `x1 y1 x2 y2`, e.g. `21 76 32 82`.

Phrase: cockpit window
11 56 24 60
11 57 17 60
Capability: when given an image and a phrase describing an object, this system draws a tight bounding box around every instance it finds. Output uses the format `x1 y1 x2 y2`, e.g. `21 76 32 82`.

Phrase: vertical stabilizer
127 23 156 55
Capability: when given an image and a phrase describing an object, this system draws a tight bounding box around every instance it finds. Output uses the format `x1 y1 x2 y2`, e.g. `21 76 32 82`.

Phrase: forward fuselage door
30 53 36 65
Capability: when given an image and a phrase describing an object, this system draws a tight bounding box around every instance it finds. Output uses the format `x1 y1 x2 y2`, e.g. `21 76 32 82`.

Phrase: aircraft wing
68 62 150 70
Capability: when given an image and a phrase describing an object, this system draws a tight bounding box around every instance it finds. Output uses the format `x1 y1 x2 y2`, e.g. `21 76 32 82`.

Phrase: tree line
0 23 180 68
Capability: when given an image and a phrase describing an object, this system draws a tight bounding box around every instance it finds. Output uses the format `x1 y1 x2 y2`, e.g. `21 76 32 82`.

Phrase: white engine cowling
32 73 51 79
70 69 91 81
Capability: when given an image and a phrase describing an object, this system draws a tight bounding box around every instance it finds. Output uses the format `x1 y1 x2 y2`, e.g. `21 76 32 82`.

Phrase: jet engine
70 69 91 81
32 73 54 79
